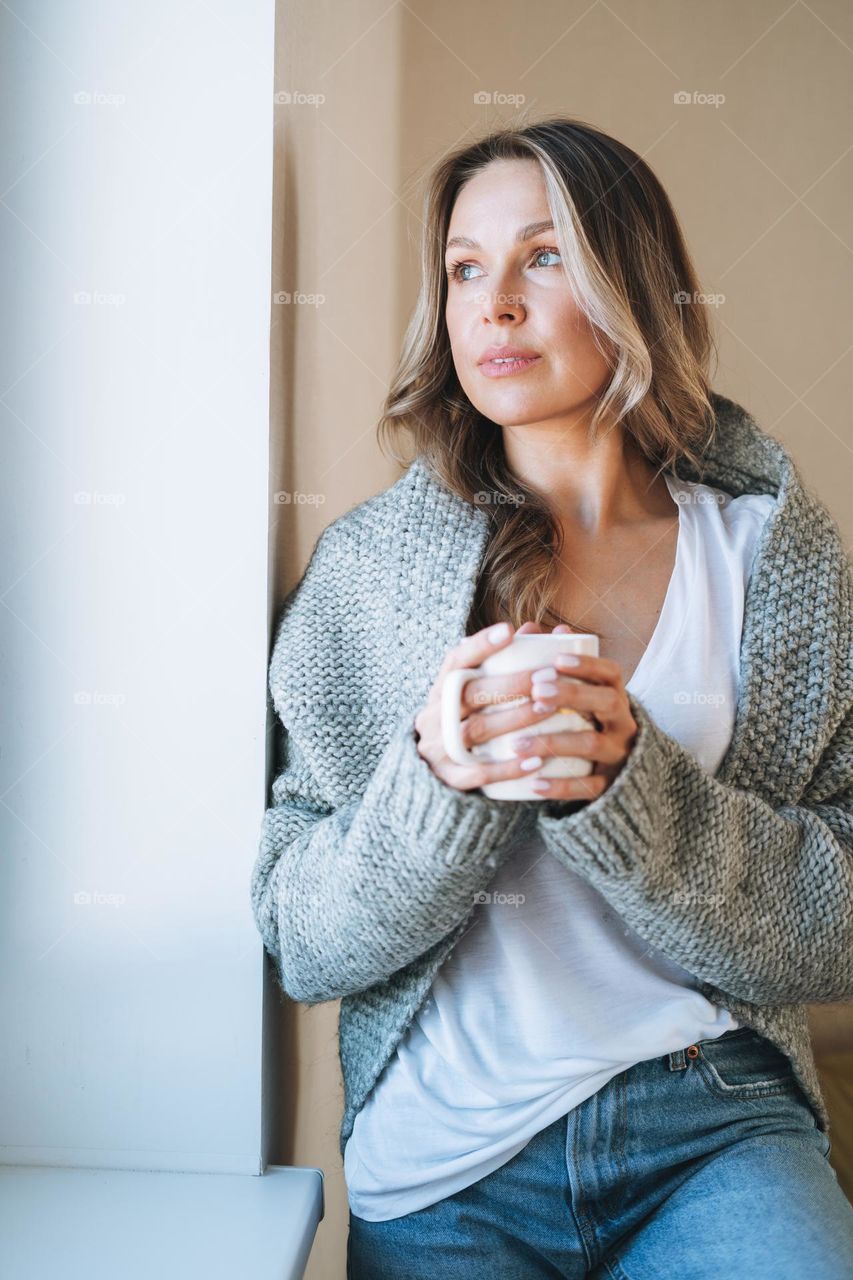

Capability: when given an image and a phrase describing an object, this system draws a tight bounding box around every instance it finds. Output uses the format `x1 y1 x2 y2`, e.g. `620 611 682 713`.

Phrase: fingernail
532 700 553 713
556 653 580 667
531 680 558 697
519 755 543 772
530 778 551 792
488 622 511 643
532 666 557 681
512 736 534 751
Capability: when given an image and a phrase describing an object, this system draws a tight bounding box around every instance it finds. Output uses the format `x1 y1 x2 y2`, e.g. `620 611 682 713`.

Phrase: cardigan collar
379 391 844 807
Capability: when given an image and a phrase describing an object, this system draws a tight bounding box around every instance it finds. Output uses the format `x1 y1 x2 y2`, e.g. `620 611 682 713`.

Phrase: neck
500 412 671 538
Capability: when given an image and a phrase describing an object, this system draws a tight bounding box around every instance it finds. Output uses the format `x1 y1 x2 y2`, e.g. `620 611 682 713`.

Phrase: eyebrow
445 219 555 253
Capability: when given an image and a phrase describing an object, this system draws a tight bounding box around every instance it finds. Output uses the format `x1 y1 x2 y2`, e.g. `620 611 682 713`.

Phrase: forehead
447 159 549 237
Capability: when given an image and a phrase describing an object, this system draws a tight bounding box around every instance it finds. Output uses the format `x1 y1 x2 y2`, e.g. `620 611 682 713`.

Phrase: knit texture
250 392 853 1158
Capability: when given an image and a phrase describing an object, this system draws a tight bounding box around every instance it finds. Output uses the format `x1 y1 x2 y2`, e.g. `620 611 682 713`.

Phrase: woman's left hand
511 621 639 803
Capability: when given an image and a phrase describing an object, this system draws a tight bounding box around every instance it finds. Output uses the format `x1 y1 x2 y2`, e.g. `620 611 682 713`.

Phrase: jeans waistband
666 1026 752 1071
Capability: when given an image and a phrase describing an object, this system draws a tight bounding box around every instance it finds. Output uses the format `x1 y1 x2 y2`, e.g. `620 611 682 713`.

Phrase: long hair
377 115 719 633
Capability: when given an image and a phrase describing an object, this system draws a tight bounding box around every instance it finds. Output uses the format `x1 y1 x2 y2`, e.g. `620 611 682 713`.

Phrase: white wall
0 0 275 1174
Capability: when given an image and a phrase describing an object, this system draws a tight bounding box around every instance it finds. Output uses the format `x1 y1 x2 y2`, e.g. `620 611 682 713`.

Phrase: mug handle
440 668 482 766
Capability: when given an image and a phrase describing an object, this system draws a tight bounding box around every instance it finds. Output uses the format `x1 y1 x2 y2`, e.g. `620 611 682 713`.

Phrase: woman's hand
509 622 639 802
413 620 576 795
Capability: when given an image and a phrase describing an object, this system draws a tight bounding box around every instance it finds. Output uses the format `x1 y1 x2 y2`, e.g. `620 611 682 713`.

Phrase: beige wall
269 3 853 1274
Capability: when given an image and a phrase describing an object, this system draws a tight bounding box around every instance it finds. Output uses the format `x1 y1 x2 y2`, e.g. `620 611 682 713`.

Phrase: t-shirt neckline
626 471 697 696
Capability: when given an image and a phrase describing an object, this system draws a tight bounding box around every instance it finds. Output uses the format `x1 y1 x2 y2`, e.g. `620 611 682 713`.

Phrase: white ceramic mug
440 632 600 800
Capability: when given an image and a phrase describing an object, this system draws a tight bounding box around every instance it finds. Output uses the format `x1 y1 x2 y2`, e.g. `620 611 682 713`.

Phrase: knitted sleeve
536 689 853 1006
250 716 534 1005
248 526 535 1006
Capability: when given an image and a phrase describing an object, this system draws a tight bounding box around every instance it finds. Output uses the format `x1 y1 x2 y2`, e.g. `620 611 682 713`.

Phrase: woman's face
443 158 613 430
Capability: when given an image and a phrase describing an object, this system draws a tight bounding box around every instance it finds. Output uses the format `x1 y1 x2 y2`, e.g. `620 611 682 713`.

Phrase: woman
251 117 853 1277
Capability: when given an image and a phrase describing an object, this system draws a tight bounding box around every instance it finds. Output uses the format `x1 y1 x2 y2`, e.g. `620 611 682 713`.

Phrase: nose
477 286 526 324
473 264 527 325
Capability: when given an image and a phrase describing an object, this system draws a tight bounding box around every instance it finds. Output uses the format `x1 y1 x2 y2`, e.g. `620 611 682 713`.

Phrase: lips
478 345 540 364
477 346 542 379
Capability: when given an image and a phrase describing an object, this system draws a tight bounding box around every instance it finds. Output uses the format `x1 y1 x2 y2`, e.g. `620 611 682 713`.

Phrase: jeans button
686 1044 700 1060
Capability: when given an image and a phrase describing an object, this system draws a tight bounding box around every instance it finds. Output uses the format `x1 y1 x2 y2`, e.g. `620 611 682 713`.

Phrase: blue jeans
347 1027 853 1278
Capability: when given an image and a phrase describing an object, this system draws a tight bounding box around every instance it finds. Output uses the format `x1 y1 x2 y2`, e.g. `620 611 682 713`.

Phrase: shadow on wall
809 1003 853 1202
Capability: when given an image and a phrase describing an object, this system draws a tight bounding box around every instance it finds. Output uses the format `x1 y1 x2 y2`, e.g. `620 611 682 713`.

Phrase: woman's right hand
413 620 565 794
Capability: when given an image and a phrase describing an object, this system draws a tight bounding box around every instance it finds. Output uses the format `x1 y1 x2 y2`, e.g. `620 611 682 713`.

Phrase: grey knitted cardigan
251 392 852 1158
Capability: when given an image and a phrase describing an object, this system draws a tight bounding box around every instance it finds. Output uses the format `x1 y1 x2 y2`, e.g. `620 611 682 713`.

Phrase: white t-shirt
344 472 776 1222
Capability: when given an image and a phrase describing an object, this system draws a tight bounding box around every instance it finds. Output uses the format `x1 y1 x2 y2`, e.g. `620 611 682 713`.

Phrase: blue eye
446 246 562 282
455 262 482 282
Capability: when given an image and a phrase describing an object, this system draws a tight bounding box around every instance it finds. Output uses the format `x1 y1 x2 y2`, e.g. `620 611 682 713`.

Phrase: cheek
444 300 457 344
553 304 613 381
445 295 466 347
445 298 476 380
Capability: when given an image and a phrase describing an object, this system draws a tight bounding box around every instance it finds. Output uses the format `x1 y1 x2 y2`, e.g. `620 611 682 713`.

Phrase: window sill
0 1163 324 1279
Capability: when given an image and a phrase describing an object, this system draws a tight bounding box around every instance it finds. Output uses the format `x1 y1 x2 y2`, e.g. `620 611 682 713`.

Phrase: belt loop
667 1047 687 1071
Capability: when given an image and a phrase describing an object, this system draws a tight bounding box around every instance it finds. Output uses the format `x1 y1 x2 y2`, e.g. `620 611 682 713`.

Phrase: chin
479 397 555 428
